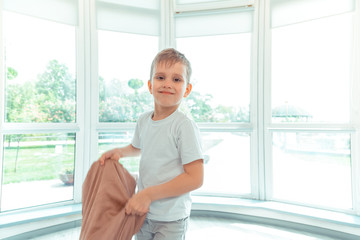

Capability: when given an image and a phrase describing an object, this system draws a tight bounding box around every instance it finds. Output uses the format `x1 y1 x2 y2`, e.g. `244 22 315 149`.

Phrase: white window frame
262 0 360 214
0 0 85 207
351 0 360 215
172 0 258 199
0 0 359 217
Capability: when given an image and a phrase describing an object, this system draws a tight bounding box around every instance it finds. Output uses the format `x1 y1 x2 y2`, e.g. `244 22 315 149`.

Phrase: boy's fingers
125 207 130 215
125 203 132 215
112 152 120 161
99 155 106 165
99 152 112 165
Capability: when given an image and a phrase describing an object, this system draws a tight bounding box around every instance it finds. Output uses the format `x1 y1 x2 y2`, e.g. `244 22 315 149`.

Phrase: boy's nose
163 79 172 88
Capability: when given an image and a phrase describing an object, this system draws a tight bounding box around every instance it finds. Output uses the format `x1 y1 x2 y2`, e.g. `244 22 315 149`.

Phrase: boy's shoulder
137 111 153 121
173 110 198 129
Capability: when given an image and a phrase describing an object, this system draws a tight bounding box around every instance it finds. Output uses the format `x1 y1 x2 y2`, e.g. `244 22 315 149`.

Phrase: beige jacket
80 160 145 240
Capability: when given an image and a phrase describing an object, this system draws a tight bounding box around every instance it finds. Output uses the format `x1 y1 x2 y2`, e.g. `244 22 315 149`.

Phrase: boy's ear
183 83 192 98
148 80 153 94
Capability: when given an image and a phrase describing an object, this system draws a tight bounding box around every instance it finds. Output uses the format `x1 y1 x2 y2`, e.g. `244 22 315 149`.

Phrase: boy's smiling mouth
159 90 174 95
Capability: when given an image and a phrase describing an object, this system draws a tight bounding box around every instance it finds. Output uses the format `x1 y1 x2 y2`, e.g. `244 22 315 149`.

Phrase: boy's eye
174 78 182 82
156 76 164 80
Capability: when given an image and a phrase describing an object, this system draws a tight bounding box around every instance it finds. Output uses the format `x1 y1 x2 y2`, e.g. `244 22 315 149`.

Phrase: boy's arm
125 159 204 216
98 144 140 165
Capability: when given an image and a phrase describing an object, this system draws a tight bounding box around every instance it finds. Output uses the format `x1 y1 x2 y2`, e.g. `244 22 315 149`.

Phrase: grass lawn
3 145 75 184
2 142 140 185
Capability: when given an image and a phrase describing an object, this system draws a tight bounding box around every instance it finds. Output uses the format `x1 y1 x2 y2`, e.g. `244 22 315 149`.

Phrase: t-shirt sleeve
178 119 203 165
131 120 141 149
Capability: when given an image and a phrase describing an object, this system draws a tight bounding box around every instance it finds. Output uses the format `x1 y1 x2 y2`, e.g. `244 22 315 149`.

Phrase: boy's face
148 62 192 112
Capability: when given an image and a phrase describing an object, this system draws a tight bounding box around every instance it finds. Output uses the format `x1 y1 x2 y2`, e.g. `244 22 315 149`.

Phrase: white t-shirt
131 109 203 221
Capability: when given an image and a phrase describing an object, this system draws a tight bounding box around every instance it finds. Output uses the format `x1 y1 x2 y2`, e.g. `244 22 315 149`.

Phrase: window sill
192 196 360 239
1 198 359 239
0 203 82 239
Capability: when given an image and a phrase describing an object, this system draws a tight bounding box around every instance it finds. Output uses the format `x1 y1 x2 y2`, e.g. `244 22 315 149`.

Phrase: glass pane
271 13 352 123
272 132 352 209
1 133 76 211
98 31 158 122
3 11 76 123
3 0 79 26
270 0 354 28
97 0 160 35
98 131 139 173
175 9 252 37
177 34 251 123
98 0 159 9
195 132 251 195
98 131 251 196
177 0 235 4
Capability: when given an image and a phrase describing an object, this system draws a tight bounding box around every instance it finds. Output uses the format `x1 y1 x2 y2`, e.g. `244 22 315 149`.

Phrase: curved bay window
0 0 78 211
269 0 356 211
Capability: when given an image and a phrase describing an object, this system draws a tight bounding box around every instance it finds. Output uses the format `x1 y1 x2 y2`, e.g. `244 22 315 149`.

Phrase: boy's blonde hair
150 48 192 85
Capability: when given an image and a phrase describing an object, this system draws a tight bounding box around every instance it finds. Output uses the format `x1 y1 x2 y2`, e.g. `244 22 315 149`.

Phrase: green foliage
63 168 74 174
128 78 144 90
99 78 153 122
6 81 44 122
6 59 249 124
35 60 76 122
184 91 214 122
36 60 75 102
215 105 250 122
99 92 153 122
6 60 76 123
183 92 249 123
7 67 18 80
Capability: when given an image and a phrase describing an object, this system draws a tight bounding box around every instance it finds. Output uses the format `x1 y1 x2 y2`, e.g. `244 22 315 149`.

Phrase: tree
5 67 44 122
36 60 75 101
6 81 44 122
5 61 76 123
7 67 18 80
99 78 152 122
128 78 144 92
184 91 214 122
5 60 249 124
35 60 76 122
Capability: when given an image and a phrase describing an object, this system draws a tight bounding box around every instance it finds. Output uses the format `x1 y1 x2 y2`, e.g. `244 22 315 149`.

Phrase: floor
29 215 339 240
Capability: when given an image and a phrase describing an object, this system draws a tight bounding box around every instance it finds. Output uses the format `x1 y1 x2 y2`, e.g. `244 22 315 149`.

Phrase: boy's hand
98 149 121 165
125 190 151 216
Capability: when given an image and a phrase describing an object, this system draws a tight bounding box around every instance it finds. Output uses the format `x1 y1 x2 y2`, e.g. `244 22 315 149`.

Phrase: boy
98 48 204 240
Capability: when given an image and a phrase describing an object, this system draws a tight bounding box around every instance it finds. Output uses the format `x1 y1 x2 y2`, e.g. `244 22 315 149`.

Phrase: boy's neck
152 106 178 121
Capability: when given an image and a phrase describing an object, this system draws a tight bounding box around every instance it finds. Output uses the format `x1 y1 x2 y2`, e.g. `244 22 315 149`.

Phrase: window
98 31 157 123
0 0 78 211
198 132 251 195
177 0 233 4
95 0 160 172
1 133 75 211
176 9 252 123
175 6 253 196
272 132 352 209
269 0 356 210
96 0 160 123
271 13 352 123
98 131 139 173
4 12 76 123
0 0 359 219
